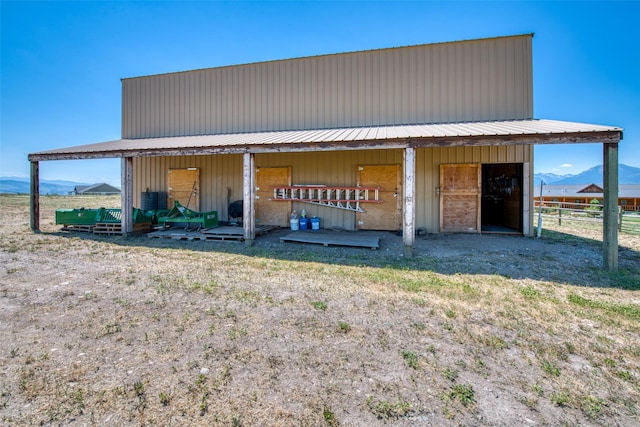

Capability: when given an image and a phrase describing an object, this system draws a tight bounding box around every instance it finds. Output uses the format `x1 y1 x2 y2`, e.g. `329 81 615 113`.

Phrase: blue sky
2 1 638 186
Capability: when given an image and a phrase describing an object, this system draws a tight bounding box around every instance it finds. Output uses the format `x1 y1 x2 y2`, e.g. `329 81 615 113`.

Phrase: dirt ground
1 196 639 426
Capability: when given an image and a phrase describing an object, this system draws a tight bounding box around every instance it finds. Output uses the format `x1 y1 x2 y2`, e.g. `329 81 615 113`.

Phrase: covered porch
28 119 623 270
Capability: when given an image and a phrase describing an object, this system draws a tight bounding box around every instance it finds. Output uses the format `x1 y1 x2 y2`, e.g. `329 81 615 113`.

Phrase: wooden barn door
439 164 481 233
256 166 291 227
356 164 402 231
168 168 200 211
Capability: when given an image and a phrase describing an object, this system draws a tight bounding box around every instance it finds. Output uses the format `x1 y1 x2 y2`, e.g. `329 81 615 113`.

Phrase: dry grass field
1 194 639 426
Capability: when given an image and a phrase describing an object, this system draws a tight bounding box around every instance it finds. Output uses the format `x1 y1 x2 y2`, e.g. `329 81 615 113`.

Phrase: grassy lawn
1 195 639 426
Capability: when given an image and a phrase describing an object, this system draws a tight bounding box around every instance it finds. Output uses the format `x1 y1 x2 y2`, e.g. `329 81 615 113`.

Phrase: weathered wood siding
122 35 533 138
133 145 532 232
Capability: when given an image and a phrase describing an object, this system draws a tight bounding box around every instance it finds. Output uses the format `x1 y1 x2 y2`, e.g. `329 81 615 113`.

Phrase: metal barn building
28 34 624 269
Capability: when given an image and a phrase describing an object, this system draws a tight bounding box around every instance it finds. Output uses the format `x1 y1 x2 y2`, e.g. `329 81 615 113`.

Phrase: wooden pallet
61 224 94 233
93 222 151 235
148 229 219 241
93 223 122 235
280 230 380 250
148 225 279 241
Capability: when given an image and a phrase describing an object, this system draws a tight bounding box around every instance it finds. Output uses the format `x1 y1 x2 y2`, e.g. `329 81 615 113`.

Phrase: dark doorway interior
481 163 523 233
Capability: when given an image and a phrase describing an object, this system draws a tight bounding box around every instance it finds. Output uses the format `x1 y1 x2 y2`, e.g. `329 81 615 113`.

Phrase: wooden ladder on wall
271 186 382 213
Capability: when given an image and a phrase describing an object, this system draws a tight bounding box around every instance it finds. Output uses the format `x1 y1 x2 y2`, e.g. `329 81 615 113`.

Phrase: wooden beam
30 161 40 232
121 157 134 235
603 143 619 271
243 153 256 245
403 147 416 257
522 160 532 236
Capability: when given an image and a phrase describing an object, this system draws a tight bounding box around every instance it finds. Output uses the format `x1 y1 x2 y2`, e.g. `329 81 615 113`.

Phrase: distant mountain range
2 164 639 195
534 164 640 186
0 177 91 195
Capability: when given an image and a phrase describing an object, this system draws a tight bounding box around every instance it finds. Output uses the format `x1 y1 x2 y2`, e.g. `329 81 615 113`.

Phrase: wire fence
534 200 640 235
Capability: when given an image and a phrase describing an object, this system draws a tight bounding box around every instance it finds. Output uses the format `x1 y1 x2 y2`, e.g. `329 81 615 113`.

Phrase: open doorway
481 163 523 233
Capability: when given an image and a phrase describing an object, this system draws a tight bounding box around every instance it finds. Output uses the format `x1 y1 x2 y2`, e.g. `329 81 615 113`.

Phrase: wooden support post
243 153 256 246
121 157 134 235
403 147 416 258
603 143 619 272
30 161 40 232
523 161 531 236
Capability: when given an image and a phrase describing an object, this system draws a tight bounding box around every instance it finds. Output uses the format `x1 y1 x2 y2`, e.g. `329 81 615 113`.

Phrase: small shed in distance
72 183 121 196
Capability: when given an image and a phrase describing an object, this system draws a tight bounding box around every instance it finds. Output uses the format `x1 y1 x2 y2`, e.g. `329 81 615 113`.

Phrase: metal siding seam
219 68 227 134
269 61 277 131
320 56 328 129
174 74 181 136
187 72 194 135
526 37 533 118
437 44 446 123
306 57 314 129
409 47 417 124
164 75 171 137
337 54 346 128
121 80 128 138
353 53 361 127
131 79 138 138
479 41 489 122
172 74 179 137
171 74 177 136
389 49 398 124
456 43 464 122
143 78 150 137
206 71 213 133
278 61 293 129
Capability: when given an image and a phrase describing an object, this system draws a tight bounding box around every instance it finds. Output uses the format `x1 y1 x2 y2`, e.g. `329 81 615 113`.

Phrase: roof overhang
28 119 623 162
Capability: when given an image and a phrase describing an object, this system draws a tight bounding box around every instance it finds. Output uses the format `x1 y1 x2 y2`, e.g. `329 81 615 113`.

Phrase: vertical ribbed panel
415 145 532 233
255 150 404 230
122 35 533 138
133 154 243 218
133 145 530 230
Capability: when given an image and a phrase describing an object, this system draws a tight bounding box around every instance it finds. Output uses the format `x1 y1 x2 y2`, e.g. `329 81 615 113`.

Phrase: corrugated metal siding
255 150 404 230
132 145 531 231
415 145 532 233
122 35 533 138
132 154 243 216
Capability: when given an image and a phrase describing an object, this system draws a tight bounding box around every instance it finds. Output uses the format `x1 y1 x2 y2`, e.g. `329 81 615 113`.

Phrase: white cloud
560 163 573 168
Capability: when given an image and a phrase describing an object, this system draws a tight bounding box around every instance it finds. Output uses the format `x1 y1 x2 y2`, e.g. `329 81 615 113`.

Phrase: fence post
558 207 562 226
618 206 622 232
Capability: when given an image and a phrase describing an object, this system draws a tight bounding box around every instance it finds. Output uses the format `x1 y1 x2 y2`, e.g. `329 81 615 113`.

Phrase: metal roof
29 119 623 161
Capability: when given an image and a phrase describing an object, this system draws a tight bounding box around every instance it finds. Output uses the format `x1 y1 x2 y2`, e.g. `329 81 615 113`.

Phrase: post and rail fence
534 200 640 235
